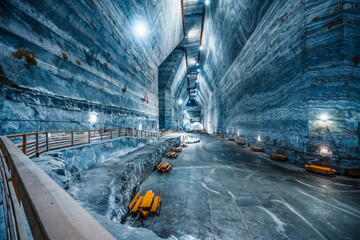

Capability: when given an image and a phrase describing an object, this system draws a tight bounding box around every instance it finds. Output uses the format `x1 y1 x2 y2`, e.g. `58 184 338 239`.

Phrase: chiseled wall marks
0 0 182 135
200 0 360 170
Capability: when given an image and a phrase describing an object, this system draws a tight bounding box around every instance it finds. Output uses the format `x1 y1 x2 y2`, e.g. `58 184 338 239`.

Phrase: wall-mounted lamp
320 113 329 122
319 146 331 156
89 112 98 123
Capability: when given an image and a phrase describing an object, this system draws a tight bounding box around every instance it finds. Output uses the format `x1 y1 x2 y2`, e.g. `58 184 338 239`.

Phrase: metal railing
6 127 161 158
0 136 115 240
0 127 160 239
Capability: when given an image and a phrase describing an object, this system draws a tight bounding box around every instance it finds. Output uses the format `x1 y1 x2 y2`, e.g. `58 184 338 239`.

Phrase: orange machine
172 147 182 152
156 162 173 173
305 164 336 176
270 153 287 161
129 191 162 218
251 146 262 152
220 134 225 138
166 151 179 158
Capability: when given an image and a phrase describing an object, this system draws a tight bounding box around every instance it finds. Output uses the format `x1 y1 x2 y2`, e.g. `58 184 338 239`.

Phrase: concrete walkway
127 133 360 240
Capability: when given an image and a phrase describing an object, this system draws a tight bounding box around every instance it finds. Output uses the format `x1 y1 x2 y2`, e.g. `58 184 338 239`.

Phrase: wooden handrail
4 127 161 159
0 136 115 239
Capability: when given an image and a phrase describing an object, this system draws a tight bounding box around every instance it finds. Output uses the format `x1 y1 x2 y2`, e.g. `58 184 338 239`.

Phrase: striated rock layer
34 136 180 239
198 0 360 171
0 0 183 135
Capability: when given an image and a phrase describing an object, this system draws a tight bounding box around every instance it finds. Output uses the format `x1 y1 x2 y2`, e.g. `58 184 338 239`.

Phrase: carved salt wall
199 0 360 170
0 0 182 135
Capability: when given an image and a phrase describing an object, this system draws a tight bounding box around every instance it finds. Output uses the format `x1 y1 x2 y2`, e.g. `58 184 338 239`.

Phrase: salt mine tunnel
0 0 360 239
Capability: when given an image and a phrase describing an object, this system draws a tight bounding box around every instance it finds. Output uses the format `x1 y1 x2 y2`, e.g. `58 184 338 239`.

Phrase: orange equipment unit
166 151 179 158
172 147 182 152
228 138 235 141
270 153 287 161
156 162 173 173
128 190 162 218
236 141 245 145
251 147 262 152
305 165 336 176
220 134 225 138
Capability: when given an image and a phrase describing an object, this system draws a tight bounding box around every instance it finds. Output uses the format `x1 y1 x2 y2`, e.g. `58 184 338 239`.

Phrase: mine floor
127 133 360 240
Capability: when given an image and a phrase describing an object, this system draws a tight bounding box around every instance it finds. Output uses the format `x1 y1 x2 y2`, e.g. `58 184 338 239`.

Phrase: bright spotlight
199 46 203 51
205 0 210 5
197 69 200 72
134 22 148 37
89 112 97 123
196 63 199 66
184 110 187 113
178 99 183 105
257 135 261 142
320 147 330 155
320 113 329 122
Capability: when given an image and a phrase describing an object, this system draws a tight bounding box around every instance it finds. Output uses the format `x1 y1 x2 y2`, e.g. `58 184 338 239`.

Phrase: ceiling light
197 69 200 72
199 46 203 51
196 63 199 66
134 22 148 37
205 0 210 5
178 99 183 105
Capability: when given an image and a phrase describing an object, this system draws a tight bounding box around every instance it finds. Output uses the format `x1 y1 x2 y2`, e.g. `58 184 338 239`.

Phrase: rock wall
34 136 180 235
33 136 180 239
198 0 360 170
34 136 156 189
158 49 187 130
0 0 183 135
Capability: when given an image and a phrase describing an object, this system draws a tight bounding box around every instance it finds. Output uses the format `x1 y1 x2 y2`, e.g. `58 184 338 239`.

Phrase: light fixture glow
320 147 330 155
197 69 200 72
196 63 199 66
199 46 203 51
134 22 148 37
89 112 97 123
178 99 183 105
184 110 187 113
257 135 261 142
205 0 210 5
320 113 329 122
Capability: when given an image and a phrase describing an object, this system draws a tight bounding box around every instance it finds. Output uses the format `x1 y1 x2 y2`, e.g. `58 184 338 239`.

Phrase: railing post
88 131 91 143
110 129 112 139
118 128 120 137
71 131 74 146
22 134 27 155
100 129 103 140
46 132 49 152
36 133 39 157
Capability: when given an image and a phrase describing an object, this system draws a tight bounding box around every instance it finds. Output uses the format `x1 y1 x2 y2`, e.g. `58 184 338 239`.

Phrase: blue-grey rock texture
34 136 181 239
0 0 183 135
33 136 156 189
197 0 360 170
